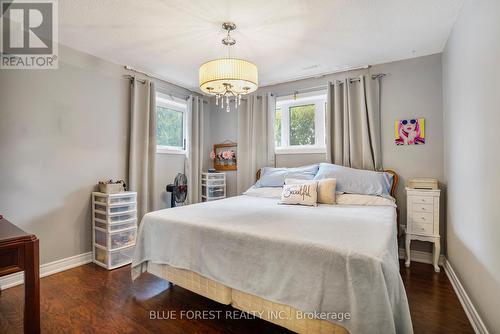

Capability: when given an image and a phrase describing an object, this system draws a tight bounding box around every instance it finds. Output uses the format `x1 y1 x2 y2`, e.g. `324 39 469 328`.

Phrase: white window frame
275 91 326 154
156 92 188 155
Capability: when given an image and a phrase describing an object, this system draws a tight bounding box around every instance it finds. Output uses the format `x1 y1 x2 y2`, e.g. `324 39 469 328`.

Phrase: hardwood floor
400 262 474 334
0 261 474 334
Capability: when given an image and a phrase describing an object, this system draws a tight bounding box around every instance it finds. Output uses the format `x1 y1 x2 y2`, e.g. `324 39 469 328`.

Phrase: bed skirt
147 263 349 334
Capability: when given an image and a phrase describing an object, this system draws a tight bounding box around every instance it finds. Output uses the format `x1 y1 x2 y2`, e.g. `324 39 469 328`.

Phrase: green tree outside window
289 104 315 145
275 107 282 147
156 106 183 148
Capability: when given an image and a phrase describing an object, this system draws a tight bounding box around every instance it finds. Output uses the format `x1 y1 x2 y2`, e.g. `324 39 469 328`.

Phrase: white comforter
132 196 413 334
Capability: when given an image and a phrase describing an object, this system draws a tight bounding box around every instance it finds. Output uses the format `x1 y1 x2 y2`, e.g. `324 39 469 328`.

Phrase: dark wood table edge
0 224 40 334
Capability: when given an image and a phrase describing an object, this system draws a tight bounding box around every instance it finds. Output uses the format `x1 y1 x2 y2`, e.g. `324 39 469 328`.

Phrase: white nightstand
405 187 441 272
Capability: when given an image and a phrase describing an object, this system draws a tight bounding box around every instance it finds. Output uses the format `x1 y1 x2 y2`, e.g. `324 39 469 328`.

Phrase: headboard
255 168 399 198
384 170 399 198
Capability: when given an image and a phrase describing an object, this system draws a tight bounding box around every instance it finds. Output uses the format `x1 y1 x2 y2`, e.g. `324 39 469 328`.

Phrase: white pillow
279 182 318 206
336 194 397 207
285 178 336 204
243 186 283 199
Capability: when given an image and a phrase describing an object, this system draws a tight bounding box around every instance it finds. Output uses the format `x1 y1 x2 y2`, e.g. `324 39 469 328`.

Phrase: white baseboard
398 248 445 265
443 259 489 334
0 252 93 290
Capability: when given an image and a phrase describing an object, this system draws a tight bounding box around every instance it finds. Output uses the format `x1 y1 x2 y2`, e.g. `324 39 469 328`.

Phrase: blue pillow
314 163 393 197
255 164 319 188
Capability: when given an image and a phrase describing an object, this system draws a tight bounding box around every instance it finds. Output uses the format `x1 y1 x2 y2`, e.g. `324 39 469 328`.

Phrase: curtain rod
124 65 181 86
124 71 208 104
124 74 190 101
275 73 386 98
338 73 386 82
262 65 371 88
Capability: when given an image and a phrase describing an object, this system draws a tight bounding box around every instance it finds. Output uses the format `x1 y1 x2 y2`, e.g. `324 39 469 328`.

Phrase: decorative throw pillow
279 181 318 206
285 178 336 204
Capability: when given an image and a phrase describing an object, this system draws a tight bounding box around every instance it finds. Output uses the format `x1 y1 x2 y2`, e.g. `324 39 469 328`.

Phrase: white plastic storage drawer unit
92 191 137 270
94 227 136 250
94 245 135 270
201 172 226 202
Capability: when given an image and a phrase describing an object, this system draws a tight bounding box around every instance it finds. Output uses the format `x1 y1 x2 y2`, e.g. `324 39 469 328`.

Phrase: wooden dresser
0 217 40 333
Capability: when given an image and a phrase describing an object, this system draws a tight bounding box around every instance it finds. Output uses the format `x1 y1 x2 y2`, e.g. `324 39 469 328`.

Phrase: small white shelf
201 172 226 202
92 191 137 270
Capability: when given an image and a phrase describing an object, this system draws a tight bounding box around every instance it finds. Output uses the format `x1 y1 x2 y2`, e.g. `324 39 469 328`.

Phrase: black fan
166 173 188 207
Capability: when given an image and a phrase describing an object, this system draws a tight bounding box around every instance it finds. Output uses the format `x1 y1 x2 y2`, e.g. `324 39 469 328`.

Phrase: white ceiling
59 0 464 91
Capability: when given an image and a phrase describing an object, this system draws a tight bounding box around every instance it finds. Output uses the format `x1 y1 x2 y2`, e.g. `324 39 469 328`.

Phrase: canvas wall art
395 118 425 145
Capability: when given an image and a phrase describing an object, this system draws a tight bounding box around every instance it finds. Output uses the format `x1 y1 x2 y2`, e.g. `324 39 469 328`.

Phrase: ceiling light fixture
199 22 258 112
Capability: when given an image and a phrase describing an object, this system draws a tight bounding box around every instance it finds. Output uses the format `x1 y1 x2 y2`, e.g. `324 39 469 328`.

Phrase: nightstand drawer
412 203 433 213
411 212 433 224
411 196 433 205
411 221 434 235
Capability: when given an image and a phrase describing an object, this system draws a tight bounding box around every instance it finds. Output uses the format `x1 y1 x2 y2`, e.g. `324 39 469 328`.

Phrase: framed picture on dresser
211 143 237 171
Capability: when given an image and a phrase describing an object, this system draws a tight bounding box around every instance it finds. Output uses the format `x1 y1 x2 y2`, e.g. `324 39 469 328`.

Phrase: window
274 92 326 154
156 93 187 154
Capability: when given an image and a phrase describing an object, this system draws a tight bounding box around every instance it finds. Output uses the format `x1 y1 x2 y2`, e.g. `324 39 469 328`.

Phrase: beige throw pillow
279 182 318 206
285 178 336 204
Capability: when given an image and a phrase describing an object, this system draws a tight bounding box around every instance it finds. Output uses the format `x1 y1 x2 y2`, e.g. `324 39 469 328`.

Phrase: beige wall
0 45 129 264
208 54 445 252
442 0 500 331
0 45 191 264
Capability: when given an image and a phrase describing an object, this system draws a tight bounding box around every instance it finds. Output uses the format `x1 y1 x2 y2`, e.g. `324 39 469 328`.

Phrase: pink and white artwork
395 118 425 145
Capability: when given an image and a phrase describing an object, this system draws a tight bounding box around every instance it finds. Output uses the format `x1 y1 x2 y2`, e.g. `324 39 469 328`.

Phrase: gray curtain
128 79 157 221
237 93 276 194
325 75 382 171
185 95 204 204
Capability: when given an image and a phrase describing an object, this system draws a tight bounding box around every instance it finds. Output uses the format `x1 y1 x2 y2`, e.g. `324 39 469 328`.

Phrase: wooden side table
0 217 40 334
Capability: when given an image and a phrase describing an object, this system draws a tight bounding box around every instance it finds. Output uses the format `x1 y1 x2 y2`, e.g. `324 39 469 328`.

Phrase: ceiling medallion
199 22 258 112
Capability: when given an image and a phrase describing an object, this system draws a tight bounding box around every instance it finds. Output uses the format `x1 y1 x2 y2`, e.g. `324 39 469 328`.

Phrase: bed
132 169 413 334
